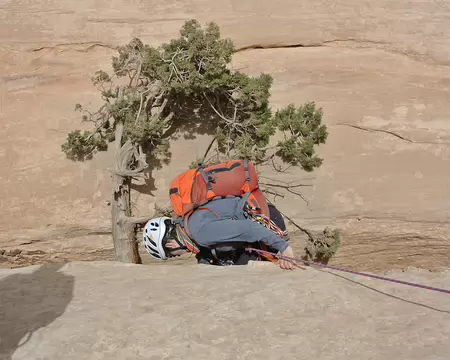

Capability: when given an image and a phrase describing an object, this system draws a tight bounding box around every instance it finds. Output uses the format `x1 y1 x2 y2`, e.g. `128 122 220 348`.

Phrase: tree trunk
110 87 142 264
111 175 142 264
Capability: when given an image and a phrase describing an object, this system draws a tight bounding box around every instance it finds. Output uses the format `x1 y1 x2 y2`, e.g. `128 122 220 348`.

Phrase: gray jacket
187 197 289 253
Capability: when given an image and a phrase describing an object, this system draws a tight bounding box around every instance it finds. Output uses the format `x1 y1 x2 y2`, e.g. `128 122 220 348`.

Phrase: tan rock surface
1 261 449 360
1 1 450 269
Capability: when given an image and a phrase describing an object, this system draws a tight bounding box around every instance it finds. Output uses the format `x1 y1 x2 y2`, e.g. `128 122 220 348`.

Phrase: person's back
187 197 292 265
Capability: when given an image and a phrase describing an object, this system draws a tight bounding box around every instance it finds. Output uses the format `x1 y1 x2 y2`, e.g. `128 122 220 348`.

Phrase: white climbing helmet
143 217 173 260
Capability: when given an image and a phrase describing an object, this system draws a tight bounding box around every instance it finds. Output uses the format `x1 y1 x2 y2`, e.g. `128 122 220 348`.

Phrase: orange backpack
168 159 271 255
169 159 269 217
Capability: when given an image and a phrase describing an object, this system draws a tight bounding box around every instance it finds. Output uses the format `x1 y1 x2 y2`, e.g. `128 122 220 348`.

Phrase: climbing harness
245 248 450 295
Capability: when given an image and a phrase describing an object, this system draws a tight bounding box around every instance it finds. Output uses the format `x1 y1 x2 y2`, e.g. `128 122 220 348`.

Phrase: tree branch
260 187 285 201
273 158 293 173
151 97 169 117
264 198 316 241
202 136 216 163
203 92 244 133
261 183 310 206
259 175 316 183
259 181 312 189
114 88 125 154
203 92 231 122
113 170 146 178
122 215 153 225
259 178 312 206
113 139 148 188
135 92 145 124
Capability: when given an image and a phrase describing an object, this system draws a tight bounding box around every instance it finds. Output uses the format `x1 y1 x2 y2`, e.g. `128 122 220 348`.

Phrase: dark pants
268 203 287 232
234 204 286 265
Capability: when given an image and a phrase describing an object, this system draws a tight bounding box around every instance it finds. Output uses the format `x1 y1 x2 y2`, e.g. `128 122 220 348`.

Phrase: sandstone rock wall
1 1 449 269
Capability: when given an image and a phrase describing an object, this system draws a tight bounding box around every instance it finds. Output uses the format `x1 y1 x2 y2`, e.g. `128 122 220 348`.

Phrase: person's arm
192 218 290 253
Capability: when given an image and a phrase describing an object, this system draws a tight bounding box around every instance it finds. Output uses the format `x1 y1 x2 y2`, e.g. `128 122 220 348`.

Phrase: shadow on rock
0 263 75 360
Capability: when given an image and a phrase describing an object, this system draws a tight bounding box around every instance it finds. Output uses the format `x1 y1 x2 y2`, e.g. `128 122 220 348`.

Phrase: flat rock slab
1 261 449 360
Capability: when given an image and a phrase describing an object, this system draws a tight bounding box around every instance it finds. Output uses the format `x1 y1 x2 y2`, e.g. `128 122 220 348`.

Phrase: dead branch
205 149 220 164
159 111 175 134
135 81 164 124
135 92 145 124
113 170 146 178
202 137 216 163
203 92 245 133
257 152 295 173
260 187 285 202
290 189 309 206
122 215 153 225
114 88 125 154
271 156 294 173
260 181 310 206
151 97 169 117
133 60 142 87
113 139 148 180
203 93 231 122
259 175 316 183
259 181 312 189
161 48 188 83
267 202 317 241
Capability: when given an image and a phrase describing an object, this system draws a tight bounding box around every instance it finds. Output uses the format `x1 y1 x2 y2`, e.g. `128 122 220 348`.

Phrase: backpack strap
199 168 213 191
233 192 252 220
175 207 222 255
243 158 250 184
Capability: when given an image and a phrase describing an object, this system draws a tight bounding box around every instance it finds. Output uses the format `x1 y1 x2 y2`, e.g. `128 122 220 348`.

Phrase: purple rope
245 248 450 295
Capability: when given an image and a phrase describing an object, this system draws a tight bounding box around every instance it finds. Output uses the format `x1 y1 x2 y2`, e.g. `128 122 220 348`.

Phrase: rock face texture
1 1 450 269
0 261 449 360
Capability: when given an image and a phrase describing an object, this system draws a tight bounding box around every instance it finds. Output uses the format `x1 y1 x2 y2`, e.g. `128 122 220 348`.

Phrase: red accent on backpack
169 159 266 217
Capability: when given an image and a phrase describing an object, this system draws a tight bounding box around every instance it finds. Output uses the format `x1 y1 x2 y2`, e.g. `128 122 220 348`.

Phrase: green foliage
62 18 328 173
61 130 107 161
305 228 341 264
275 102 328 172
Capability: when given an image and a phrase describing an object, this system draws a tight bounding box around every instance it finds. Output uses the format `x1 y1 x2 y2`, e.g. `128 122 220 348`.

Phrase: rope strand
245 248 450 295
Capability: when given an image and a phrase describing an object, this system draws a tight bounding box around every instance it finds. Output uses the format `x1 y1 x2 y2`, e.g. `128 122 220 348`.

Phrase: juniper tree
62 19 328 263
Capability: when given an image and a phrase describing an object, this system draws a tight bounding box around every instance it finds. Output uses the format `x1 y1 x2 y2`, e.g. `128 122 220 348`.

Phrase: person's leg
268 203 286 231
233 206 287 266
231 205 288 266
195 248 215 265
233 251 259 265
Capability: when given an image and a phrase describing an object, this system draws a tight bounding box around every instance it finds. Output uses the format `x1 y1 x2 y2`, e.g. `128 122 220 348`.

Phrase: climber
143 159 296 270
143 200 296 270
